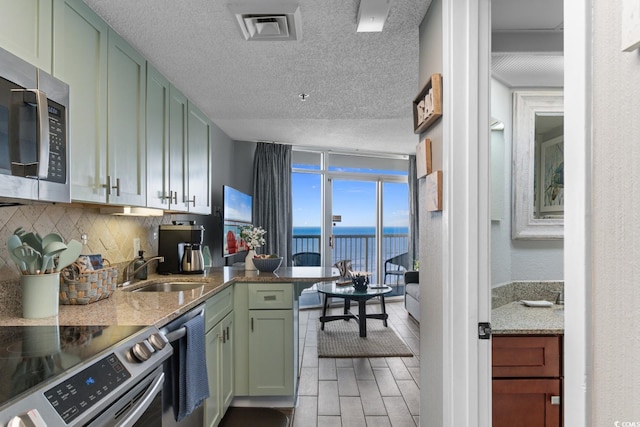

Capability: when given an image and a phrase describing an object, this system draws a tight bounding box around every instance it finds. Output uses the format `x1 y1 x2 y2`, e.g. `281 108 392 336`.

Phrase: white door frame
439 0 589 425
441 0 491 425
563 0 591 424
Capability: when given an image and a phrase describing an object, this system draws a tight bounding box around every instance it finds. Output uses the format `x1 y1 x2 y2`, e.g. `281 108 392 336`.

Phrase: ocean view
292 226 410 283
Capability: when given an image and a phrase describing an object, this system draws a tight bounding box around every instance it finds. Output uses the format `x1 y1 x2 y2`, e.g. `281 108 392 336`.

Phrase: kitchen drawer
248 283 293 310
206 286 233 332
493 335 561 378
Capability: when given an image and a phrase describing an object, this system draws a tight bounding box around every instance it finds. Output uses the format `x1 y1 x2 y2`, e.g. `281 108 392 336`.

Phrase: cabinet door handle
185 195 196 206
550 396 561 405
105 175 112 195
112 177 121 196
251 318 254 332
226 326 229 339
173 191 178 204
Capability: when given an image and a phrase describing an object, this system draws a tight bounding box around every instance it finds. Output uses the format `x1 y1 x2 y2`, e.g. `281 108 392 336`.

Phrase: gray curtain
408 155 419 269
252 142 293 266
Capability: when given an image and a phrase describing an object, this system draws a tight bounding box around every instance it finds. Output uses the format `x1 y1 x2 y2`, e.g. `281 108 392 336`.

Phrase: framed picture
426 170 442 212
416 137 432 178
539 135 564 213
412 74 442 134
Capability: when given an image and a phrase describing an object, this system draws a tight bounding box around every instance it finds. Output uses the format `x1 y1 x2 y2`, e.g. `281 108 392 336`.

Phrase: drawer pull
550 396 561 405
264 295 277 301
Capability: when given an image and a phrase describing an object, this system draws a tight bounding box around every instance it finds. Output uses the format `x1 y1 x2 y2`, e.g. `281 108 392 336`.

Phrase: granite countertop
492 301 564 334
0 266 338 327
491 281 564 335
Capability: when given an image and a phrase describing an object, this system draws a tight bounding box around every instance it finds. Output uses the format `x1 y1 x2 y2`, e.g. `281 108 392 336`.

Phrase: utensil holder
21 272 60 319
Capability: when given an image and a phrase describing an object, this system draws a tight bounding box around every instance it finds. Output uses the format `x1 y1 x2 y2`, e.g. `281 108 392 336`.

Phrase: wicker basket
59 261 118 305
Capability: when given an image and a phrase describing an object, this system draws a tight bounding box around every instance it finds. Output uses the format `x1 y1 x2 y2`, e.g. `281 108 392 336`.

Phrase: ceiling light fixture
356 0 391 33
298 93 309 101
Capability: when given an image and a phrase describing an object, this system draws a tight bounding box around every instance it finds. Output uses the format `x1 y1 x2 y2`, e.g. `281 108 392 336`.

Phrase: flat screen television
222 185 252 257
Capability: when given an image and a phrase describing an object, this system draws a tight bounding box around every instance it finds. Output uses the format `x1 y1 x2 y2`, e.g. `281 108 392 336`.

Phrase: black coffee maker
157 221 205 274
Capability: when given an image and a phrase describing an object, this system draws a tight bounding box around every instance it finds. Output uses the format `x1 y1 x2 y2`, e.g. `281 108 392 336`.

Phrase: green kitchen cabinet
106 29 147 206
248 309 294 396
186 102 212 214
145 65 170 210
234 283 296 400
146 66 189 211
205 313 234 427
205 287 234 427
0 0 52 71
53 1 146 206
53 0 108 203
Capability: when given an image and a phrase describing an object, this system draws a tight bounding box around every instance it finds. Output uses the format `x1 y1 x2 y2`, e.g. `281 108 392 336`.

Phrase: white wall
591 0 640 422
490 79 564 285
417 0 444 425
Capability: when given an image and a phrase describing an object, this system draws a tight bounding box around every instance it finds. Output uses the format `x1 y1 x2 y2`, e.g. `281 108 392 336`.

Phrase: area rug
317 320 413 358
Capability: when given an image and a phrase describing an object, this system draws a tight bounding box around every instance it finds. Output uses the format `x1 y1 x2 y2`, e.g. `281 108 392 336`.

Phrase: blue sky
292 173 409 228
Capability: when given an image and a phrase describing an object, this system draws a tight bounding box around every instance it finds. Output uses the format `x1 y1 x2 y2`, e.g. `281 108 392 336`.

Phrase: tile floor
293 299 420 427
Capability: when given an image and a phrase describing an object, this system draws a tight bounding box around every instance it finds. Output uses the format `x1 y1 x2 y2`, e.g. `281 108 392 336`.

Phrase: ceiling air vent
229 3 302 41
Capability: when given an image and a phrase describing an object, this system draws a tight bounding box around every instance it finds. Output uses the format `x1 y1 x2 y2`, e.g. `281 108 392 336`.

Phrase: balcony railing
292 233 409 287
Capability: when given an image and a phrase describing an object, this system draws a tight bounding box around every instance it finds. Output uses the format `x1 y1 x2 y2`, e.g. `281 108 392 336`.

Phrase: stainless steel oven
0 46 70 204
0 324 172 426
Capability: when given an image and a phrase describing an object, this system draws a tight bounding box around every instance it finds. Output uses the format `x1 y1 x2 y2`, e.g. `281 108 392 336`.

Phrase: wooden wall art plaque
413 73 443 134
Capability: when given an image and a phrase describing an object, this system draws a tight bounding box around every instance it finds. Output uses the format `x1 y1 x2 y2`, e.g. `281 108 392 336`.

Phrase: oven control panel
43 353 130 424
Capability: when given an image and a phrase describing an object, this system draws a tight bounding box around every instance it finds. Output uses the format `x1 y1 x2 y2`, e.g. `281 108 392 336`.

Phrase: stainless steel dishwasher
160 304 206 427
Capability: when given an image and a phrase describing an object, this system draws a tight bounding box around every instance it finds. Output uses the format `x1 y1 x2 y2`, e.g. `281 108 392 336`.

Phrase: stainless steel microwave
0 46 69 204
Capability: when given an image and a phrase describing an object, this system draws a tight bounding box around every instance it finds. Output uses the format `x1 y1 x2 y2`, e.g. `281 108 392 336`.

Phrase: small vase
245 249 257 271
21 272 60 319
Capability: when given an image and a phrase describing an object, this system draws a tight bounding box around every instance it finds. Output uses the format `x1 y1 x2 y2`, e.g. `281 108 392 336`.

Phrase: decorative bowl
252 257 283 273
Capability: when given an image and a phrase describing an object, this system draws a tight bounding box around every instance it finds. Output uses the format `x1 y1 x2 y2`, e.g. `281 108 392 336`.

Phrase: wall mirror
512 90 564 239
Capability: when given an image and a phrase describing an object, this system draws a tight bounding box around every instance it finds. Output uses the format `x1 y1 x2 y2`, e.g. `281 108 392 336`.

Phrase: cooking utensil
13 246 41 275
56 239 82 272
7 234 27 273
41 233 63 249
20 232 43 255
41 241 68 273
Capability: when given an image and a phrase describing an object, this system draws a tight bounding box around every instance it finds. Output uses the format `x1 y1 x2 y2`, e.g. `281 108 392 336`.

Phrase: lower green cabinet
205 288 234 427
248 309 293 395
234 283 297 400
205 312 233 427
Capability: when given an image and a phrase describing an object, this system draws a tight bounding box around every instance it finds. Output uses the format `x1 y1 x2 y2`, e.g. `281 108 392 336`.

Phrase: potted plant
239 225 266 271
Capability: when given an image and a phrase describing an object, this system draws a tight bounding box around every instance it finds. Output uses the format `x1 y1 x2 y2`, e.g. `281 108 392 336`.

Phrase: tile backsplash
0 204 175 282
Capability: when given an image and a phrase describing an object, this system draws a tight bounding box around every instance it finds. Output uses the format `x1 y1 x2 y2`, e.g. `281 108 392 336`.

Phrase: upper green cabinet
186 102 212 214
7 0 213 211
53 0 146 206
146 65 171 209
0 0 52 71
53 0 108 203
106 30 147 206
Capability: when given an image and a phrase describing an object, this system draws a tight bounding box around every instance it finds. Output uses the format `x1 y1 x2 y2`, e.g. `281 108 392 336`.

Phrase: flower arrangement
240 225 267 250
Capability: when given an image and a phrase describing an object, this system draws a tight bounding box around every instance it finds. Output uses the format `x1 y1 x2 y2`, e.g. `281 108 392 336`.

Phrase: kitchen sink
127 281 205 292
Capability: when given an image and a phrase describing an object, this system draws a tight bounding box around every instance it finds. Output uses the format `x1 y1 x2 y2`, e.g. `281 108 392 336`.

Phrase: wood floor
294 300 421 427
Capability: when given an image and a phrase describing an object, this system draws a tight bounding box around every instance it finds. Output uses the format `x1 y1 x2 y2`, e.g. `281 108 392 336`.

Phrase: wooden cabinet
204 287 234 427
0 0 52 71
493 335 563 427
234 283 296 399
53 0 108 203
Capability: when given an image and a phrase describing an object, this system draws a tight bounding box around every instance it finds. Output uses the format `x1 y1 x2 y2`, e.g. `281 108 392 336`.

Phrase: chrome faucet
552 289 564 305
123 256 164 284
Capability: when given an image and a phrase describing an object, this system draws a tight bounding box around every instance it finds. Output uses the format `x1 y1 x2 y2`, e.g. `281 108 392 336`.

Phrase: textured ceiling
82 0 431 155
80 0 562 155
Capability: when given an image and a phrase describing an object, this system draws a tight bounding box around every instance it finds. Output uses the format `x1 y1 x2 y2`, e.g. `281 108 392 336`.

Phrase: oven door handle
117 371 165 427
162 306 205 343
